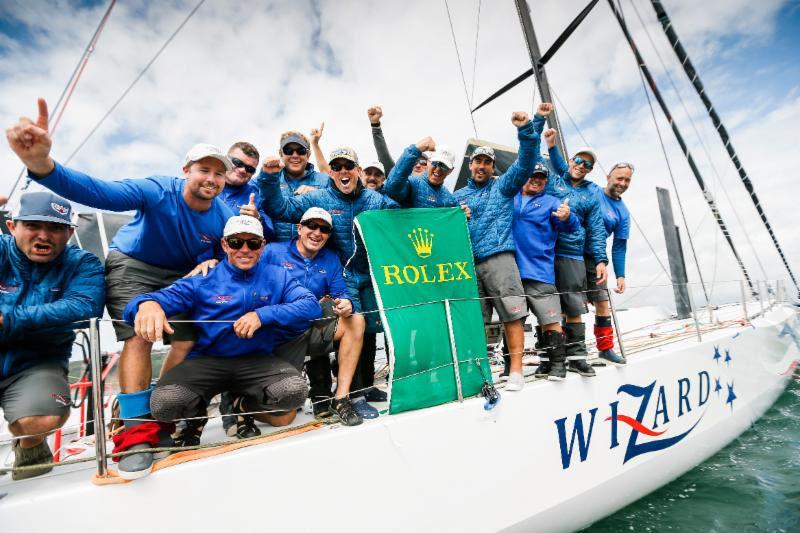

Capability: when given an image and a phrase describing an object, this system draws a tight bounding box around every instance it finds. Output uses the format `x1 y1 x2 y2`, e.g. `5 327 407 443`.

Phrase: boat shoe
599 349 626 366
352 397 379 419
331 397 363 426
12 440 54 480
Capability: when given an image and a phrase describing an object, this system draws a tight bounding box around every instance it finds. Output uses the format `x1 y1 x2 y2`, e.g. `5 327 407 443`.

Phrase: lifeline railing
0 278 790 480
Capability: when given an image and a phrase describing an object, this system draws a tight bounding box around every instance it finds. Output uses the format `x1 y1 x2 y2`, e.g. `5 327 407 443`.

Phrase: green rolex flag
355 207 491 414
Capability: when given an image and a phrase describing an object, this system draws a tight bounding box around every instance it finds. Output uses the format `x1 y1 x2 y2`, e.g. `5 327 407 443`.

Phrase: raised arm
498 110 542 197
546 128 569 177
310 122 331 174
383 137 435 204
368 106 395 174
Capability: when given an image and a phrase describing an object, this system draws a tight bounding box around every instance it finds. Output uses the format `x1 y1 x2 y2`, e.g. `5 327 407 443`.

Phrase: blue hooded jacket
512 191 580 284
218 181 275 242
0 236 105 379
123 258 320 359
454 119 541 263
542 146 608 265
253 163 330 242
383 145 458 208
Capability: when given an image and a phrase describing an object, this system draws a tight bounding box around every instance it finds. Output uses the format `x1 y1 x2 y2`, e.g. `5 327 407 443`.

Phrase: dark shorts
0 364 70 424
554 256 588 316
274 317 338 371
105 250 198 342
584 256 609 302
522 280 562 325
475 252 527 323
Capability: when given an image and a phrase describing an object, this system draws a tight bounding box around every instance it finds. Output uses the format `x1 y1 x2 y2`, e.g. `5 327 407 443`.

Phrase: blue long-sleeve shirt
31 162 234 272
218 182 275 242
383 145 458 208
0 236 105 378
513 191 580 284
123 259 320 359
588 182 631 278
262 239 350 304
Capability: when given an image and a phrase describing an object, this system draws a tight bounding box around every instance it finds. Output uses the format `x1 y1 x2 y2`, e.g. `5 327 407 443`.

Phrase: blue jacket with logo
543 146 608 265
587 182 630 277
218 182 275 242
512 192 580 284
454 119 541 263
383 145 458 208
256 176 398 278
253 164 331 242
32 162 234 272
123 259 320 359
262 240 349 303
0 236 105 379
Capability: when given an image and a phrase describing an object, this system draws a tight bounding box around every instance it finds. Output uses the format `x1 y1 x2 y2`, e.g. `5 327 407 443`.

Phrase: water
588 377 800 532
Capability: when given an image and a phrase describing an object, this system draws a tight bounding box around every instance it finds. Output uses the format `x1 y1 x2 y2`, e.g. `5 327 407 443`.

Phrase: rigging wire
63 0 207 166
5 0 117 204
444 0 479 137
627 0 769 282
470 0 482 105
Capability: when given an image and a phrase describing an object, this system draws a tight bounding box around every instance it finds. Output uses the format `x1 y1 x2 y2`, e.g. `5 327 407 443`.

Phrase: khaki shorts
475 252 528 323
522 280 562 326
0 364 70 424
105 250 198 342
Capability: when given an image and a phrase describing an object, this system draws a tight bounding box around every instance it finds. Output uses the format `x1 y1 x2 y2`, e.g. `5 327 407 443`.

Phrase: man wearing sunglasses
541 126 609 378
124 215 320 457
583 162 634 366
454 107 545 392
383 137 458 208
218 141 274 242
6 98 236 479
262 207 365 426
257 147 399 419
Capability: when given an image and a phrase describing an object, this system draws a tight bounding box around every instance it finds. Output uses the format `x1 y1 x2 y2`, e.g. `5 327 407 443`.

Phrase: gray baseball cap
13 191 77 226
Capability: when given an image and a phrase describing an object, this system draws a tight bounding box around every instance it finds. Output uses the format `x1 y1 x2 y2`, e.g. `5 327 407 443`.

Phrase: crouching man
1 192 104 479
122 216 319 478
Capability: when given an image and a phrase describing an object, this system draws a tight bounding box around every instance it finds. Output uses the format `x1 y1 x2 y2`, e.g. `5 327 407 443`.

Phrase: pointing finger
37 97 49 131
320 121 324 132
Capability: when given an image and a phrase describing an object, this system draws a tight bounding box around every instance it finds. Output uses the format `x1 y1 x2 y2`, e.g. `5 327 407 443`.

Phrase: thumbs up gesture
239 192 261 220
552 197 570 221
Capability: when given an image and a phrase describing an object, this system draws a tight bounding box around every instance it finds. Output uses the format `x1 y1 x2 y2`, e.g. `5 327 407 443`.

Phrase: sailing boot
565 322 595 377
533 326 551 377
544 329 567 381
595 316 626 366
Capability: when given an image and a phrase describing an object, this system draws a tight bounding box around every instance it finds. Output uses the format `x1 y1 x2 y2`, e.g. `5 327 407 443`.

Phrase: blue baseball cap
13 191 77 226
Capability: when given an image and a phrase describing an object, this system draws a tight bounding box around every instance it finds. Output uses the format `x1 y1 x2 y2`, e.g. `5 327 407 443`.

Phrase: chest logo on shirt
317 268 326 274
0 283 18 294
427 195 437 202
329 209 344 216
258 295 270 301
213 295 233 304
199 233 214 244
281 261 295 270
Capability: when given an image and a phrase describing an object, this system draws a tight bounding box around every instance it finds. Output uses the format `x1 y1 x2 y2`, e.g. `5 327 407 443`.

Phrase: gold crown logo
407 227 434 258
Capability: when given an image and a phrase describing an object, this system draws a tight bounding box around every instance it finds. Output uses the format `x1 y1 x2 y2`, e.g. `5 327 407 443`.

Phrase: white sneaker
505 372 525 391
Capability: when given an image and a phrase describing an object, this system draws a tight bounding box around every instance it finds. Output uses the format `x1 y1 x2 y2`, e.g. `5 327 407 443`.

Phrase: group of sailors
1 99 632 481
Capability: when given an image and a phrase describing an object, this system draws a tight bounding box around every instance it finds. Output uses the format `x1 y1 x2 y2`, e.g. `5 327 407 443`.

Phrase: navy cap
531 163 549 179
13 191 77 226
280 134 310 150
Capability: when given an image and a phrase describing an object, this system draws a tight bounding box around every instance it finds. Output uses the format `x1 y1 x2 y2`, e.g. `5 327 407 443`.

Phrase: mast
606 0 756 294
649 0 799 296
513 0 568 156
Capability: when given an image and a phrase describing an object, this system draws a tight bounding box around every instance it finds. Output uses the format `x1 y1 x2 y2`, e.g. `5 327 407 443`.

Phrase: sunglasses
230 156 256 174
610 162 635 172
225 237 264 250
302 221 332 234
430 161 451 170
415 159 428 166
572 156 594 170
282 145 308 156
330 161 356 172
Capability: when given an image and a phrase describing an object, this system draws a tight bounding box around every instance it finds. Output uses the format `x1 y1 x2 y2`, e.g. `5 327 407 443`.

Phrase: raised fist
511 111 530 127
310 122 324 143
536 102 554 116
416 136 436 153
367 106 383 125
262 155 283 174
543 128 557 148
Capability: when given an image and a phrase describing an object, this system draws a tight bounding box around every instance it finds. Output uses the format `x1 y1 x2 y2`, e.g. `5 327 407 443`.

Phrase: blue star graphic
713 346 722 364
726 382 737 410
714 378 722 396
724 349 732 367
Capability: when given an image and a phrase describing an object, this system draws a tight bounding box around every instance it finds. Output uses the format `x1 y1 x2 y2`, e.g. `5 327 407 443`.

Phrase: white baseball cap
184 143 233 171
571 146 598 164
471 146 495 161
300 207 333 227
363 161 385 174
430 148 456 170
223 215 264 238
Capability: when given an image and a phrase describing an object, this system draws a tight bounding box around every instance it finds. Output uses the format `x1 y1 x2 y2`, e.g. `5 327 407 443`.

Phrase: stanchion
89 318 108 478
686 284 702 342
606 288 626 358
443 299 463 402
740 280 749 323
758 280 765 316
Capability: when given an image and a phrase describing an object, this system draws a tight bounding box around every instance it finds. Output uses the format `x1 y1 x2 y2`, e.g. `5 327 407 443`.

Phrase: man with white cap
5 98 236 478
1 191 104 480
540 125 609 378
125 215 319 457
262 207 365 425
383 137 459 208
361 161 387 192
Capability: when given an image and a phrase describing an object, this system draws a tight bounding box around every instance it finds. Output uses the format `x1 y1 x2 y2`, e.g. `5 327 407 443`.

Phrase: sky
1 0 799 307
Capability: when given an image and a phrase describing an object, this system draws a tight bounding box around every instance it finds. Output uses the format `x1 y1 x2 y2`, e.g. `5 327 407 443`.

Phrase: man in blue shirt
6 98 235 478
124 215 319 478
1 192 104 480
585 162 633 366
218 141 274 241
513 164 579 381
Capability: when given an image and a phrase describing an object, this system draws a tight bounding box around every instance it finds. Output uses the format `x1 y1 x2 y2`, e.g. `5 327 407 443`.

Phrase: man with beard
257 147 398 420
540 126 608 378
454 108 544 392
361 161 387 192
5 98 235 479
1 192 104 480
218 141 274 241
383 137 459 208
584 162 633 366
